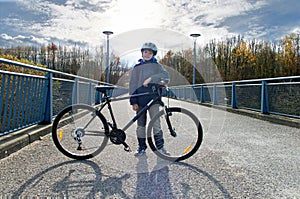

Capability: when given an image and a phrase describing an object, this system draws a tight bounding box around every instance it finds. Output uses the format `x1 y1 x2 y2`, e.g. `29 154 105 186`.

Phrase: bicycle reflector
183 145 192 154
59 129 63 140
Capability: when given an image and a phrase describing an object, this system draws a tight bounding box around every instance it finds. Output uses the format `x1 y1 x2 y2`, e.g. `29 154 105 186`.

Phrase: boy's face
142 49 154 61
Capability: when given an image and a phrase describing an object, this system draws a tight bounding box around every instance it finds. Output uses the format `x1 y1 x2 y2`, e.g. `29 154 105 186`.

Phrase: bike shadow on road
134 156 233 199
11 158 232 198
176 161 233 198
11 159 131 198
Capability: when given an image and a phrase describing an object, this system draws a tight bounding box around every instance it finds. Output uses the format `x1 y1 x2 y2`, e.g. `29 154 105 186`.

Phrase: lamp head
190 33 201 38
103 31 114 35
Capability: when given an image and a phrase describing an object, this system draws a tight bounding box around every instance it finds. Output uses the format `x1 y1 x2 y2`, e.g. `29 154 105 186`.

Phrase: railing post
213 84 218 105
261 80 269 114
87 82 92 105
72 78 79 104
1 75 10 133
231 83 238 108
200 85 205 103
179 88 182 99
194 86 200 101
41 72 53 124
95 82 101 104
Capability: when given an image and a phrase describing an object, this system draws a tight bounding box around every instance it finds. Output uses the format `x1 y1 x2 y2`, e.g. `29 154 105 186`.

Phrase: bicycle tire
52 104 109 160
147 107 203 162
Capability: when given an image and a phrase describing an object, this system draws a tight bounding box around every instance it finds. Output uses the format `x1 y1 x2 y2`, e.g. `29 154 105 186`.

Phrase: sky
0 0 300 60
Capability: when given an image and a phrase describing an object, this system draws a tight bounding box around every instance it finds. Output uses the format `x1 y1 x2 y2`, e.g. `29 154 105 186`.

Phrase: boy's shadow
135 156 174 199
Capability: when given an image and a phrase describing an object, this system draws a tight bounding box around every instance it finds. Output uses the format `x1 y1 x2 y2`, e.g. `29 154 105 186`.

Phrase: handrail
168 76 300 119
0 58 106 84
1 57 299 135
170 75 300 88
0 58 127 136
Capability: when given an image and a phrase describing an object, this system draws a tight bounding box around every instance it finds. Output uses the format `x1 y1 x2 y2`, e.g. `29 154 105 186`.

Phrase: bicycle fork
164 107 177 137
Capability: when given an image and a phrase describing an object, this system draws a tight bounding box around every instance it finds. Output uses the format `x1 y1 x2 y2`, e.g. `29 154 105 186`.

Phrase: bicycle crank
109 129 131 152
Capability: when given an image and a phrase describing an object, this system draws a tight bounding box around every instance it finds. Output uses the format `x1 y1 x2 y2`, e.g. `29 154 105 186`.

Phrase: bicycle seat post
102 91 109 101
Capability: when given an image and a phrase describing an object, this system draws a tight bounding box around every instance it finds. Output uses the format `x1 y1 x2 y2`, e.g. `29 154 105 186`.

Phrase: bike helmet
141 42 157 56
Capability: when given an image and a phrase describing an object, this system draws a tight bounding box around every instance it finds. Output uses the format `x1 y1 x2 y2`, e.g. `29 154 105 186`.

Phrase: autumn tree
1 33 299 83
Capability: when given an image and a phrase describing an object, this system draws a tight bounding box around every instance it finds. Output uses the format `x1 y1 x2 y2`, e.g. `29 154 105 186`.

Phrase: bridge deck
0 99 299 198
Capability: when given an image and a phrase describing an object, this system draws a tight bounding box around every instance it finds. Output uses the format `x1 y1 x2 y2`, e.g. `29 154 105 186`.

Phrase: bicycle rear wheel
52 104 109 160
147 107 203 162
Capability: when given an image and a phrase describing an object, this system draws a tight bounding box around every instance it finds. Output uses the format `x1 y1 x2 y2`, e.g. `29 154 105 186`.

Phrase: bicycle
52 82 203 162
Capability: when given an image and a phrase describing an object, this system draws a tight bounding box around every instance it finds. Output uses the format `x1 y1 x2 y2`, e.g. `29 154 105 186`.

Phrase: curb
0 124 52 159
225 107 300 129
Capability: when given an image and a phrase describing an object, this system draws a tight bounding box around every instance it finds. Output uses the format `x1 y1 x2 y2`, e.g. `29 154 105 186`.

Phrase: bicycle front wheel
52 104 109 160
147 107 203 162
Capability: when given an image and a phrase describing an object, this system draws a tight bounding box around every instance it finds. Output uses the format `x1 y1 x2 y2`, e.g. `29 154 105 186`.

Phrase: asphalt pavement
0 99 299 198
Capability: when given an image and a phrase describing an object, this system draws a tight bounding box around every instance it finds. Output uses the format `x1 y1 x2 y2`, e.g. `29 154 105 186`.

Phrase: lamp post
190 33 201 85
296 31 300 67
103 30 113 83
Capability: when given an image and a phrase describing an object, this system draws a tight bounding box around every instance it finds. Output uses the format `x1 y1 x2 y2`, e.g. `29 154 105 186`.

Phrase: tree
279 33 299 76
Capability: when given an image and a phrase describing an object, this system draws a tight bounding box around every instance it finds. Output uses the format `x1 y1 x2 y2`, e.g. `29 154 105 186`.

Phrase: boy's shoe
158 147 170 155
134 147 146 156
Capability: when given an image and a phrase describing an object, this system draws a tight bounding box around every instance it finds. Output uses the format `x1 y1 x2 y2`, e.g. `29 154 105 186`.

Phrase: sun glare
107 0 164 31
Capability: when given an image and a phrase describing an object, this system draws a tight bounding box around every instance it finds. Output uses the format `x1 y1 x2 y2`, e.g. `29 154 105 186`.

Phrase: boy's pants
136 103 164 150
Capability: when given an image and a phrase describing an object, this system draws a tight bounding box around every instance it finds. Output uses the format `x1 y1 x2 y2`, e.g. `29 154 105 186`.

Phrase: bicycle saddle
95 85 116 92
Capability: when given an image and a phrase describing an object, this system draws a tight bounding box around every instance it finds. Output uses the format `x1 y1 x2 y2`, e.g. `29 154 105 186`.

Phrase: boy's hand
132 104 139 111
143 77 152 87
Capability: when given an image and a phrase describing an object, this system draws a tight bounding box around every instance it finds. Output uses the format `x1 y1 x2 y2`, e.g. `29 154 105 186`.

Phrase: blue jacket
129 57 169 107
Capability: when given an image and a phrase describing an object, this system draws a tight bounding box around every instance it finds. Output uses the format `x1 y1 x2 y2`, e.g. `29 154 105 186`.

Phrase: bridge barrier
0 58 127 136
168 76 300 119
0 58 299 158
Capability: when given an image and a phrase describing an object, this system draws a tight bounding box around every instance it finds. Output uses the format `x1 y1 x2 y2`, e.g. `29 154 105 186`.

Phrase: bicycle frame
52 84 203 160
97 87 163 133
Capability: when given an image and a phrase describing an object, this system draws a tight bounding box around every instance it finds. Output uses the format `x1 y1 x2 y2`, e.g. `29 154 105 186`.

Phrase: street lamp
190 33 201 85
296 30 300 65
103 30 113 83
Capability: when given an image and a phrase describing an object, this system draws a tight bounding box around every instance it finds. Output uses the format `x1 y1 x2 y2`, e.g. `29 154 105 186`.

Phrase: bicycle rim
52 104 109 160
147 107 203 162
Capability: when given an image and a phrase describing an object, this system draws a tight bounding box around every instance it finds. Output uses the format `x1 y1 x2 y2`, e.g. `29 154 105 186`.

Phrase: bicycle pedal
124 146 131 152
171 129 177 137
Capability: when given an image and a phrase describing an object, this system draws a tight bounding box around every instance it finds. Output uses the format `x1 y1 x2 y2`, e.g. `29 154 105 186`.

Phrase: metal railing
1 58 299 135
168 76 300 119
0 58 127 136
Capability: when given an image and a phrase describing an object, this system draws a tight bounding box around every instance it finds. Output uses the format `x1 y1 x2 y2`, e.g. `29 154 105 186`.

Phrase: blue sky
0 0 299 53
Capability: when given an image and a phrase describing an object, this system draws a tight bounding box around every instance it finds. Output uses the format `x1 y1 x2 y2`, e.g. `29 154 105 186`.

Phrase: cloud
218 0 300 40
159 0 269 39
0 33 48 45
13 0 115 45
0 34 13 41
110 28 194 56
0 0 299 48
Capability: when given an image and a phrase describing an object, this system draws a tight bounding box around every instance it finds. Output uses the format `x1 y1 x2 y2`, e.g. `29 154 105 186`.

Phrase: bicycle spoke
147 107 203 162
84 131 106 136
52 104 109 160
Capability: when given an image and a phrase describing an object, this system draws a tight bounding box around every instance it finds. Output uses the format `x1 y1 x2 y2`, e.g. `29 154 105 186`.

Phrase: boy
129 42 170 156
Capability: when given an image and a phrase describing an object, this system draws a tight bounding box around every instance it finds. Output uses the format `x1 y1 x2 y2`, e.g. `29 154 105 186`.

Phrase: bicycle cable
167 87 170 108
